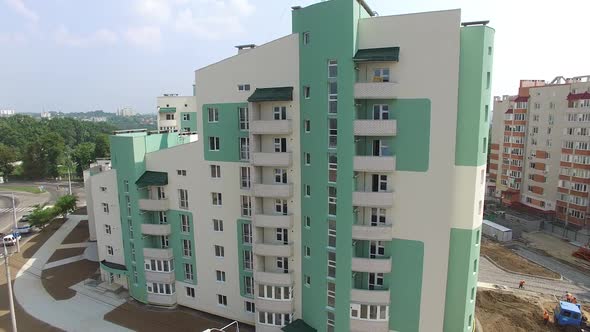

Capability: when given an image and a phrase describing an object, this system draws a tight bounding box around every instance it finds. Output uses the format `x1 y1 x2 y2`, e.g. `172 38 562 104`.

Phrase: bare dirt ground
522 232 590 273
481 239 561 279
62 219 89 244
104 300 255 332
71 206 87 215
47 247 85 262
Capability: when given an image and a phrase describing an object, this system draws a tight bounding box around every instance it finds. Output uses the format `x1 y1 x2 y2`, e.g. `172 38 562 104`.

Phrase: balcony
354 120 397 136
355 82 397 99
255 297 294 314
138 198 169 211
143 248 174 260
253 214 293 229
252 183 293 198
250 120 292 135
147 293 176 306
251 152 292 167
145 270 175 283
350 288 390 305
354 156 396 172
351 257 392 273
158 119 177 128
254 271 293 286
352 225 393 241
141 223 171 236
253 243 293 257
353 192 394 208
350 319 389 332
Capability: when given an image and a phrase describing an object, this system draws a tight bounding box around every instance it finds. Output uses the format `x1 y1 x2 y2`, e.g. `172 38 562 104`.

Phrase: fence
544 222 590 245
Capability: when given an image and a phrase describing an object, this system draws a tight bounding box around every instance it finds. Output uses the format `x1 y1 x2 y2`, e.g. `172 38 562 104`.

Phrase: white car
2 234 22 246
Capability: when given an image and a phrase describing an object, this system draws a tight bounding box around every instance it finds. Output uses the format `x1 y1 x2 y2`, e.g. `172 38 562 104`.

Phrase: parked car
2 233 21 246
17 222 32 234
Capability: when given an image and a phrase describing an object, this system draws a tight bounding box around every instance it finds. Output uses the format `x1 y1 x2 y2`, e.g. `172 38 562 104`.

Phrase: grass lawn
0 185 44 194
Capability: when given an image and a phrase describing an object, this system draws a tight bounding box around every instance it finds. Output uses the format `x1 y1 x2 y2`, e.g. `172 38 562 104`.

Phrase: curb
482 255 563 281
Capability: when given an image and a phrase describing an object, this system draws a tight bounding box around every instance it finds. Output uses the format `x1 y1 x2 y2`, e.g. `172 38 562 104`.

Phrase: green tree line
0 115 114 180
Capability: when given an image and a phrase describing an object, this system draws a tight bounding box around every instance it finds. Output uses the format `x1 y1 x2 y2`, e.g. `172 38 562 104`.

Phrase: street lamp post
3 244 17 332
11 193 19 253
202 321 239 332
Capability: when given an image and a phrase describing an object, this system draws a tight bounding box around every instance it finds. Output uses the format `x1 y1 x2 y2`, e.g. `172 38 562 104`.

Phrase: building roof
248 87 294 102
158 107 176 113
354 47 400 62
567 92 590 101
483 219 512 232
513 96 529 102
281 319 317 332
135 171 168 187
505 109 513 114
559 301 581 314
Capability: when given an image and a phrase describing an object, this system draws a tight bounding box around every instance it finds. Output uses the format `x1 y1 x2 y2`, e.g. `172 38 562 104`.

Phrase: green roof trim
353 46 400 62
135 171 168 187
100 260 128 275
159 107 176 113
281 319 317 332
248 87 293 102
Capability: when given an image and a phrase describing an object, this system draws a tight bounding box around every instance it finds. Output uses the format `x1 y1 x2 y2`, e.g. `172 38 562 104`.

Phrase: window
484 105 489 122
303 31 310 45
349 304 389 321
328 153 337 182
185 286 195 298
102 203 109 213
208 108 219 122
486 72 491 89
305 185 311 197
177 169 187 176
371 208 387 226
372 104 389 120
244 276 254 295
274 168 288 184
182 239 192 257
165 113 175 120
304 246 311 257
305 275 311 287
488 46 492 55
182 113 190 121
241 195 252 217
126 196 131 216
100 186 107 192
328 186 337 216
473 258 478 273
304 119 311 132
328 118 337 148
210 165 221 178
276 228 288 244
482 137 487 152
124 180 129 193
304 86 311 99
238 84 251 91
213 219 224 232
147 282 175 295
240 167 251 189
179 189 189 209
276 257 288 273
106 245 114 255
368 272 384 289
144 259 174 272
209 137 220 151
328 220 336 248
242 223 252 244
275 199 288 215
327 251 336 278
214 245 225 258
304 153 311 165
240 137 250 160
327 281 336 308
328 81 338 114
104 224 111 234
212 192 222 206
327 312 335 332
274 138 287 152
373 68 390 82
471 287 475 301
258 285 292 300
216 270 226 282
273 106 287 120
258 312 292 327
245 301 255 313
217 294 227 306
327 59 338 78
184 263 194 281
305 216 311 228
181 214 190 233
243 250 253 270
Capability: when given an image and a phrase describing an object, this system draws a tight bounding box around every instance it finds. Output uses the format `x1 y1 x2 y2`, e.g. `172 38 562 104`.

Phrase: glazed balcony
351 257 392 273
255 297 294 314
354 120 397 136
250 120 292 135
138 198 169 211
253 213 294 229
252 183 293 199
352 191 394 208
354 156 396 173
253 243 293 257
350 288 390 305
352 224 393 241
145 270 175 283
251 152 292 167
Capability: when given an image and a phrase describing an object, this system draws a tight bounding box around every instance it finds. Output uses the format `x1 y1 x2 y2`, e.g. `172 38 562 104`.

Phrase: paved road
514 247 590 289
478 257 590 302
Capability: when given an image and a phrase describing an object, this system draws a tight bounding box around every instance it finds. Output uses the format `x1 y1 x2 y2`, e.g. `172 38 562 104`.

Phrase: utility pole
3 244 17 332
67 164 72 195
11 193 19 253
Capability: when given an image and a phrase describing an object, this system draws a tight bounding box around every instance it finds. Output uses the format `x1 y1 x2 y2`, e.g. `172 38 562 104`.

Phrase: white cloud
135 0 172 23
0 31 27 45
54 25 119 48
124 26 161 50
4 0 38 21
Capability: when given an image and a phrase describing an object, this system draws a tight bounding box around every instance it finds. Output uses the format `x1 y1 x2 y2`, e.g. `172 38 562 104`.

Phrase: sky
0 0 589 114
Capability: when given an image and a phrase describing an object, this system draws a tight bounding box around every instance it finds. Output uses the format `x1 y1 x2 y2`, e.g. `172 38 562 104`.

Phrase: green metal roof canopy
354 46 400 62
281 319 317 332
158 107 176 113
248 87 293 102
135 171 168 187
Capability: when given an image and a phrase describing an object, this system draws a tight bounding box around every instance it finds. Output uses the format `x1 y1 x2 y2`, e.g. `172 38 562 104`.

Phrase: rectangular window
165 114 174 120
145 259 174 272
212 192 222 206
327 281 336 308
484 105 489 122
328 219 336 248
240 137 250 160
327 312 335 332
486 72 491 89
276 228 288 244
304 246 311 257
303 31 310 45
179 189 189 209
327 251 336 278
328 186 337 216
185 286 195 298
304 120 311 132
483 137 487 152
372 104 389 120
177 169 187 176
238 107 249 130
274 138 287 152
328 81 338 114
100 186 107 192
159 236 167 250
102 203 109 213
215 245 225 258
305 216 311 228
241 195 252 217
181 214 190 233
244 276 254 295
304 86 311 99
245 301 255 313
328 153 337 182
328 59 338 78
157 211 167 224
240 167 251 189
473 258 478 273
184 263 194 281
274 199 288 215
257 285 292 300
104 224 111 234
217 294 227 306
349 304 389 321
208 108 219 122
373 68 390 82
216 270 226 282
273 106 287 120
305 185 311 197
274 168 288 184
147 282 176 295
238 84 251 91
182 239 192 257
210 165 221 178
243 250 253 270
328 118 337 148
213 219 224 232
106 245 114 255
209 137 220 151
182 113 190 121
124 180 129 193
304 153 311 166
242 223 252 244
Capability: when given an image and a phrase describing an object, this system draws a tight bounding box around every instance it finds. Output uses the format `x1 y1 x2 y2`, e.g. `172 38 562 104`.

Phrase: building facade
157 94 197 132
489 75 590 230
86 1 494 331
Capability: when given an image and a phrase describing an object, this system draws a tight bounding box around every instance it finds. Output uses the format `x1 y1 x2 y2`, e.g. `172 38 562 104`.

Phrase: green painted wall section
109 132 188 303
294 0 369 330
455 26 495 167
202 103 249 162
443 226 482 332
237 219 253 298
180 112 198 132
389 239 424 332
168 210 197 284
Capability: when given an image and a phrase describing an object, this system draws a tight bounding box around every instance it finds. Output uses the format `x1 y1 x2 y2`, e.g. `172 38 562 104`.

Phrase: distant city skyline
1 0 589 113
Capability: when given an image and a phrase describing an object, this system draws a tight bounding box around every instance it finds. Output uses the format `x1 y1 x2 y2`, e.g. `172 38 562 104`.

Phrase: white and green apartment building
86 1 494 331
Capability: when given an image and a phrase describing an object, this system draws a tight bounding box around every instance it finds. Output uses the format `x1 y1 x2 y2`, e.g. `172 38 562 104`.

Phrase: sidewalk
14 214 131 332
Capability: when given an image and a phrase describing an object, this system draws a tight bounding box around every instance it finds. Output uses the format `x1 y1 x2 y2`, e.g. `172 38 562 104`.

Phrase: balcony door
369 241 385 259
276 257 289 273
372 175 388 192
368 272 384 290
156 186 166 200
372 140 389 157
276 228 288 244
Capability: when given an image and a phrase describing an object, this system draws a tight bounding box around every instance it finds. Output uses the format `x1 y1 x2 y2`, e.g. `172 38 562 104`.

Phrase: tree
0 143 17 181
54 194 77 218
94 134 110 158
73 142 95 176
22 134 65 179
28 206 58 229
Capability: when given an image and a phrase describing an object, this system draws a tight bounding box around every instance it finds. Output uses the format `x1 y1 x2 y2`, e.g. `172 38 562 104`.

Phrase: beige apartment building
489 75 590 231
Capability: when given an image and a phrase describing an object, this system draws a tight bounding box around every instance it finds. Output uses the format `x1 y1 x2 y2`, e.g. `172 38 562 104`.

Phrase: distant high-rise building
41 111 52 119
117 107 136 117
0 109 15 117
